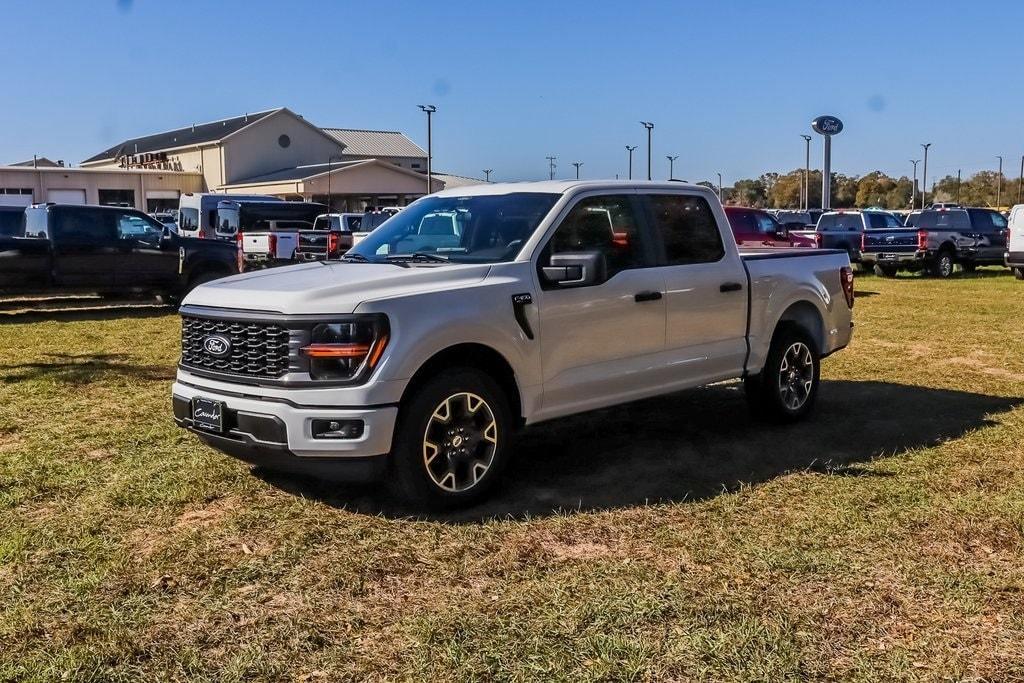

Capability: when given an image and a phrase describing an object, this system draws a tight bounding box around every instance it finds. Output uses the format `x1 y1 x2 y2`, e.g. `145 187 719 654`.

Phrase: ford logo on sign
812 115 843 136
202 334 232 358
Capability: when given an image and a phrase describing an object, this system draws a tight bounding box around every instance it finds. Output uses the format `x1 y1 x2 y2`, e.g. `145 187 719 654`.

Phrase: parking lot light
920 143 931 209
640 122 654 180
626 145 637 180
418 105 436 195
666 155 678 180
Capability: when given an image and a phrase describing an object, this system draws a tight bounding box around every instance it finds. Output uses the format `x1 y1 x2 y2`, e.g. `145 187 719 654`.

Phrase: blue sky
2 0 1021 186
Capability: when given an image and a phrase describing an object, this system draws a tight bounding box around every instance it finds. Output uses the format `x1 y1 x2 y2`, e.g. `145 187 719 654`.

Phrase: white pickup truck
215 200 327 267
173 181 854 508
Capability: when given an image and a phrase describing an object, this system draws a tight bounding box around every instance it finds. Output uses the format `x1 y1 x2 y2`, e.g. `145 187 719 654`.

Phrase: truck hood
182 261 492 314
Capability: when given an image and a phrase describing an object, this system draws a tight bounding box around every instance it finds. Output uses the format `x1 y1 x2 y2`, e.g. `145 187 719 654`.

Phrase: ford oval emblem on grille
202 334 232 358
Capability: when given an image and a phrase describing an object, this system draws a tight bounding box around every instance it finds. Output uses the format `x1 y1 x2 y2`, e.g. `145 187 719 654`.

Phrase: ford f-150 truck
861 207 1008 277
1 204 239 300
172 181 854 508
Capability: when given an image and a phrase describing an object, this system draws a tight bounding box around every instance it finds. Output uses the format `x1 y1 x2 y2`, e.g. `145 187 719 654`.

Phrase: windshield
348 193 560 263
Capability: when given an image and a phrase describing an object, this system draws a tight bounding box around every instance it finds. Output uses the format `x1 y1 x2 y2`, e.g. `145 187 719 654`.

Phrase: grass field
2 270 1024 682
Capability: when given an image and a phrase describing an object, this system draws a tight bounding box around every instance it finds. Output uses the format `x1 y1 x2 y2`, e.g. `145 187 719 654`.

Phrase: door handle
634 290 663 302
720 282 743 293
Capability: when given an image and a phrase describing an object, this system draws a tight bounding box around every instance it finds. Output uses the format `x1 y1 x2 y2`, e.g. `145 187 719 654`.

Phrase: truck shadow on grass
0 352 174 384
0 303 173 324
255 380 1021 522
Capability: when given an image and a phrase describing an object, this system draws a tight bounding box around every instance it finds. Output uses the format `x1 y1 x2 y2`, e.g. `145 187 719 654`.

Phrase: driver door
533 193 666 417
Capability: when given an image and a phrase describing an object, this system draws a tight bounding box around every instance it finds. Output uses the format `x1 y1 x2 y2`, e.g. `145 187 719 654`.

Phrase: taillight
814 232 823 248
328 231 339 255
268 233 278 256
917 230 928 250
840 266 854 309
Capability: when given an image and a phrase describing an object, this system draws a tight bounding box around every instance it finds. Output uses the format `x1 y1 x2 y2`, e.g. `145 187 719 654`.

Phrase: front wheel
745 327 821 423
389 369 512 508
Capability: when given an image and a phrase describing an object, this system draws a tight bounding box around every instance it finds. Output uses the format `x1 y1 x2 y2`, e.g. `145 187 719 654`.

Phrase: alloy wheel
422 392 498 492
777 342 814 411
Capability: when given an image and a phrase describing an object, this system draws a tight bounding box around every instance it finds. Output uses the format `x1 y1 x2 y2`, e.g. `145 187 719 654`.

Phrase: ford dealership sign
812 115 843 136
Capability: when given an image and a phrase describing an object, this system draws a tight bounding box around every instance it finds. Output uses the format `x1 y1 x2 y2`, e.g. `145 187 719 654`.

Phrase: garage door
48 189 86 204
0 194 32 207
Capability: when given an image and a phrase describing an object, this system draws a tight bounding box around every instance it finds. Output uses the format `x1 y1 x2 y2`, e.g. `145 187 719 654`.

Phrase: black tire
1015 267 1024 281
389 368 512 509
745 325 821 423
961 262 977 273
928 250 955 278
873 264 898 278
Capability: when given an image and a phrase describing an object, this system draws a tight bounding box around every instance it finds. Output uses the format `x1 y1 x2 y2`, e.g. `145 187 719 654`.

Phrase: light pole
666 155 678 180
327 154 343 212
418 104 436 195
625 145 637 180
572 161 583 179
956 169 962 204
801 135 812 211
545 156 557 180
996 155 1003 207
483 169 492 182
910 159 920 210
920 143 931 209
717 172 723 203
640 121 654 180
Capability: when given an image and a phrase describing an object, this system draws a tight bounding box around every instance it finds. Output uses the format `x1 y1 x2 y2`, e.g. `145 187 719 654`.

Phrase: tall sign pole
811 115 843 210
801 135 812 211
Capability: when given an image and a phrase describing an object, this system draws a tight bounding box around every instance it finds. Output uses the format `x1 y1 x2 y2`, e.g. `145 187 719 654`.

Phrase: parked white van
178 193 281 239
1006 205 1024 279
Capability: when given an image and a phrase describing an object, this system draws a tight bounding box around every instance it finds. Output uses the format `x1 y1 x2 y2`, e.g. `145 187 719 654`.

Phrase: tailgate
296 230 329 258
273 232 298 260
242 233 270 255
862 229 918 253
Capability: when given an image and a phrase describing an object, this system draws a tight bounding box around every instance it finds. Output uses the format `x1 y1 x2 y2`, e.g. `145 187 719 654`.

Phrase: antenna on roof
191 123 195 132
244 112 248 122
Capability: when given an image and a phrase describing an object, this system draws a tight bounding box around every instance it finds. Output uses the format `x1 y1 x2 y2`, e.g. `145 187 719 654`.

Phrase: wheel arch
399 343 524 426
774 300 826 355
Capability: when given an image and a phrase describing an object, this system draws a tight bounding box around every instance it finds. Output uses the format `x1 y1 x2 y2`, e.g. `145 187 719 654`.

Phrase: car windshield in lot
817 214 864 231
347 193 560 263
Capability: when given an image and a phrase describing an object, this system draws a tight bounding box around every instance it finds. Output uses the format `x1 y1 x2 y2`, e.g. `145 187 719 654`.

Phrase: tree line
698 169 1024 210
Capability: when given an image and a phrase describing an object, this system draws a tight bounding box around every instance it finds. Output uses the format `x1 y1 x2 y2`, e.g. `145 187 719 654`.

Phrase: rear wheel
874 264 898 278
928 251 955 278
745 326 820 423
389 368 512 508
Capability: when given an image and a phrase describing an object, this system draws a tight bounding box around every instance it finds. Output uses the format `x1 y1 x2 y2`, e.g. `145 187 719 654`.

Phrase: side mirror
542 251 606 287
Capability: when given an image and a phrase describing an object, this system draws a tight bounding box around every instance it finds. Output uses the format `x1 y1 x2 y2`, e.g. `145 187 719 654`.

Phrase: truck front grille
180 316 291 378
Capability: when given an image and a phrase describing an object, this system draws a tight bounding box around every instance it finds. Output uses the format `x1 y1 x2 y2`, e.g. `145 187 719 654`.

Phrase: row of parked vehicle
758 204 1022 279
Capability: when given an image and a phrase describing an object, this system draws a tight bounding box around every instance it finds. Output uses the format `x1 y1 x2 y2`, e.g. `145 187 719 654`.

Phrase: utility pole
625 145 637 180
640 121 654 180
666 155 678 180
996 155 1003 208
910 159 920 210
717 172 723 203
572 161 583 179
483 169 492 182
417 104 436 195
956 169 962 204
801 135 812 211
545 156 557 180
920 143 931 209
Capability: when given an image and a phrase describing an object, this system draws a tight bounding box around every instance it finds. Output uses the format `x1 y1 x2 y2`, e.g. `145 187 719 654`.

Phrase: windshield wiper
385 252 450 263
339 252 409 267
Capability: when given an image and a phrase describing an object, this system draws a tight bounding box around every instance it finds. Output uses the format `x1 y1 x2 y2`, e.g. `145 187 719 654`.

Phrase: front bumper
172 380 397 481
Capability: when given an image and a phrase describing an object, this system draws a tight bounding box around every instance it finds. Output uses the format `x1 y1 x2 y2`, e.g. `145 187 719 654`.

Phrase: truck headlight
300 315 389 381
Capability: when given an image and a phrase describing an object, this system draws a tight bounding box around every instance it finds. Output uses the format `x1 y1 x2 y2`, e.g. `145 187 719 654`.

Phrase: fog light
311 419 364 439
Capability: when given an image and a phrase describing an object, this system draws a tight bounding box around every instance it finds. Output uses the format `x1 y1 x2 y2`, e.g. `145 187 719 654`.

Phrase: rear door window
52 208 118 245
754 212 778 235
644 193 724 265
967 209 1006 233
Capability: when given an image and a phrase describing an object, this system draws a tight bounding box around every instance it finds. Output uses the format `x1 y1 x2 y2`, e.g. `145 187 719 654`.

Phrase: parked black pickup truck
860 207 1008 278
0 204 239 301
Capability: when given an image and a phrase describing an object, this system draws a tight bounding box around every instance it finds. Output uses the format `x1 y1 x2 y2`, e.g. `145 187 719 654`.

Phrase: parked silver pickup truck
172 181 854 507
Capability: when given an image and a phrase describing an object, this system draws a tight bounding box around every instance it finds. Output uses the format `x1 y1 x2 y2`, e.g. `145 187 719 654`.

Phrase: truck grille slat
180 316 290 378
